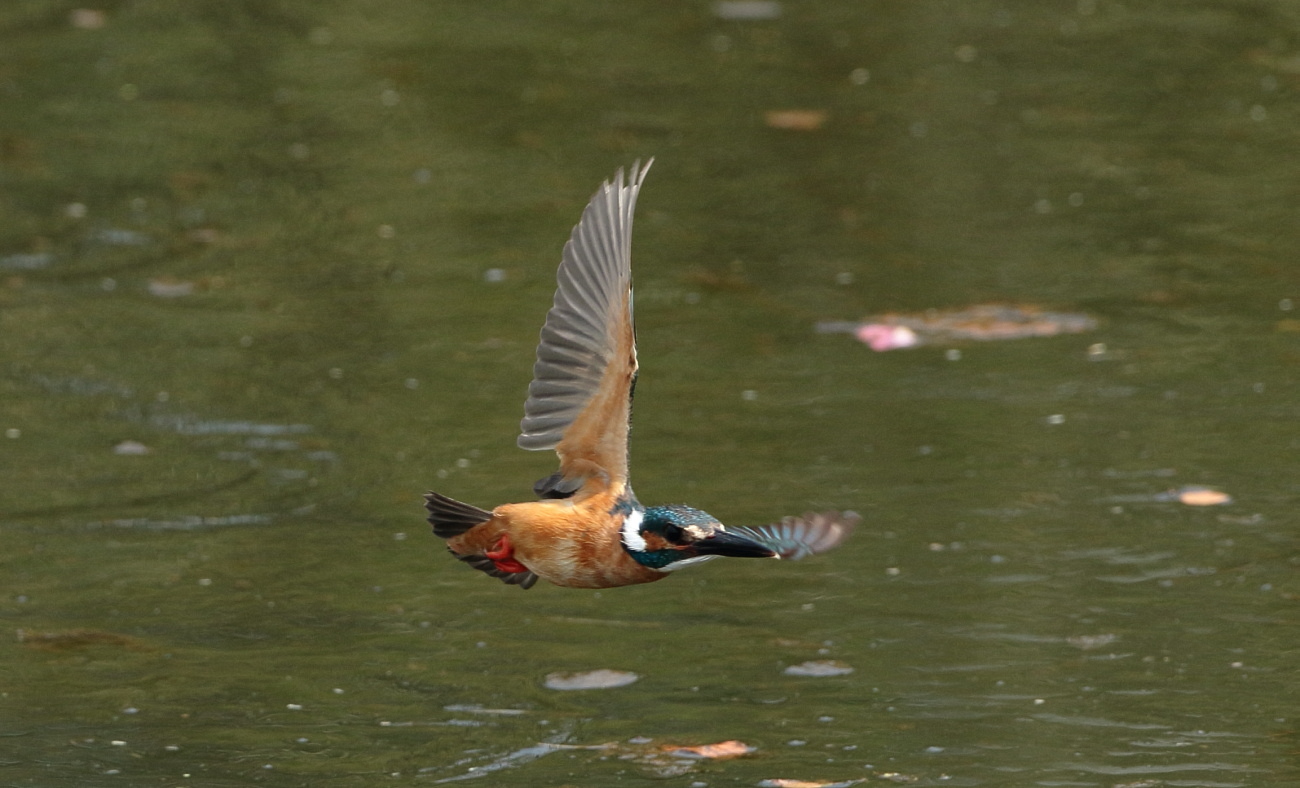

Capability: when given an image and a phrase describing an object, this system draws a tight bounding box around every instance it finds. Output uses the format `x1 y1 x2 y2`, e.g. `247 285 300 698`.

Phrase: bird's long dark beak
696 530 778 559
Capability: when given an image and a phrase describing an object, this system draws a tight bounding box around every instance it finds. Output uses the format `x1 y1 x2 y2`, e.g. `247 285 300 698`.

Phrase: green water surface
1 1 1297 785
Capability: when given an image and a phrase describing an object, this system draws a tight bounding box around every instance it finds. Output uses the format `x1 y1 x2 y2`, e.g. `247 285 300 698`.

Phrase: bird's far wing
517 161 652 498
728 511 859 560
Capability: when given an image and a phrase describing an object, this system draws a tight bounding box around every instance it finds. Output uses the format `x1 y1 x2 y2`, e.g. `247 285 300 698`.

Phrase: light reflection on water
2 0 1298 785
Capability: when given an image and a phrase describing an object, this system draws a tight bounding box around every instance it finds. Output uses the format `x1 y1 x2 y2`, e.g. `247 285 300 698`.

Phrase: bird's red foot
485 534 529 574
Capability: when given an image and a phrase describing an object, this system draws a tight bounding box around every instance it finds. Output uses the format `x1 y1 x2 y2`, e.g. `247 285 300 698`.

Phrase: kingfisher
425 161 857 589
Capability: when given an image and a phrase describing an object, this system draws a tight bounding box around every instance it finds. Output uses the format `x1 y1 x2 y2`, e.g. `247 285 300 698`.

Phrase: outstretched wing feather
517 161 651 492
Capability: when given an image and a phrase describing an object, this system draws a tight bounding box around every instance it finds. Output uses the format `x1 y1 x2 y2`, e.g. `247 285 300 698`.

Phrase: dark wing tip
728 510 858 561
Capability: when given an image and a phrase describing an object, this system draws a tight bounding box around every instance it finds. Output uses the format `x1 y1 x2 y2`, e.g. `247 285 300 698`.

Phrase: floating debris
1067 633 1119 650
543 669 639 690
18 629 150 651
665 740 754 760
1101 486 1234 507
818 303 1098 351
112 440 151 455
765 110 828 131
1168 486 1232 506
784 660 854 677
147 278 196 298
714 1 782 20
69 8 108 29
758 780 867 788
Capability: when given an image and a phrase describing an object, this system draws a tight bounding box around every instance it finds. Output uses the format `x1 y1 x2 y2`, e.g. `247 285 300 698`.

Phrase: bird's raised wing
727 511 859 560
517 161 652 500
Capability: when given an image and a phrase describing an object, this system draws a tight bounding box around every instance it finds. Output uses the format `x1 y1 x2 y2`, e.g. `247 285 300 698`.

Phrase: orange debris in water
764 110 828 131
1177 487 1232 506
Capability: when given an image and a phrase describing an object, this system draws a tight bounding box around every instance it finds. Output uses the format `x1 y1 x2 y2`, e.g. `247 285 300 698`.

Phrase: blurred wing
517 161 652 495
728 511 859 560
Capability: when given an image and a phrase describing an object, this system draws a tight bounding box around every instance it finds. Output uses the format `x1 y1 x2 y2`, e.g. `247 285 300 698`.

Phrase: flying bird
426 161 856 589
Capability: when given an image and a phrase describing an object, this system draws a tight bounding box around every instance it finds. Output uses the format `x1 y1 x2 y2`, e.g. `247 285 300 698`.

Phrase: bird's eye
663 524 686 544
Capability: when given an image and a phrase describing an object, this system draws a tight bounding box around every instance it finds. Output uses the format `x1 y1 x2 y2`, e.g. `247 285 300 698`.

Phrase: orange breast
447 494 664 589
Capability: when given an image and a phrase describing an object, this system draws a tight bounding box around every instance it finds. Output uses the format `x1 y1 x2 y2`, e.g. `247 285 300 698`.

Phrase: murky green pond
2 1 1297 785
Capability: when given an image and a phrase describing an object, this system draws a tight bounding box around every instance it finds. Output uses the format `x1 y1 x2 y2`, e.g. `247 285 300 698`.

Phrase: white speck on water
123 707 138 714
405 378 419 389
850 68 870 85
113 440 151 455
198 578 212 586
785 660 854 677
328 368 343 379
378 224 396 239
990 555 1007 564
834 271 854 285
4 428 19 439
296 737 309 743
1034 698 1045 705
393 532 407 541
741 389 758 401
544 669 640 690
333 687 345 694
456 458 470 468
101 277 116 291
885 567 901 576
1280 298 1294 311
164 745 179 751
945 349 961 361
787 739 807 746
436 469 448 479
818 715 835 722
1046 414 1065 425
111 740 126 746
926 745 945 753
66 202 88 219
484 268 506 283
286 703 303 711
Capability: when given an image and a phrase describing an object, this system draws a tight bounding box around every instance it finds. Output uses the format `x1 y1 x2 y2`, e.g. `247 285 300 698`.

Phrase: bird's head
621 504 777 570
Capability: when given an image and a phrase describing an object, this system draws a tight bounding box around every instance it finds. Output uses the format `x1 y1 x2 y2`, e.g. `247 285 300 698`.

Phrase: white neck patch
620 509 647 552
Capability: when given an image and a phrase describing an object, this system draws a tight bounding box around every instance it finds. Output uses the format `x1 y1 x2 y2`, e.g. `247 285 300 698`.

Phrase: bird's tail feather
424 492 493 539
